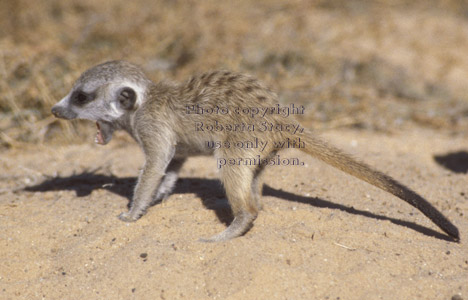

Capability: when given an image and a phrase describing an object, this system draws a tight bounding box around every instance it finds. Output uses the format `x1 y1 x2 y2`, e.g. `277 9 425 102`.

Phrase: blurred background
1 0 468 147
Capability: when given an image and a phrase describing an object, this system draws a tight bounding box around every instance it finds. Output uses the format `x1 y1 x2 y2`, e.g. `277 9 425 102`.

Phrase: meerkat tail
298 132 460 240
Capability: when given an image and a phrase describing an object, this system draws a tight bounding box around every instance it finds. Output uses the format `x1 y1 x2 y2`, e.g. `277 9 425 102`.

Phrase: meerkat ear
118 87 136 110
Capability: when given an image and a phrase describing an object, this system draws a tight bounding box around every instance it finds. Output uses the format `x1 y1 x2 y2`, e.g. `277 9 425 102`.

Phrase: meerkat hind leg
199 211 256 242
251 163 267 211
199 165 259 242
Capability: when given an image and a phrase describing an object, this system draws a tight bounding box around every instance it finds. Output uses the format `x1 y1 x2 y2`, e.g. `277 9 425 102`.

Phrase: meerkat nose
51 106 61 118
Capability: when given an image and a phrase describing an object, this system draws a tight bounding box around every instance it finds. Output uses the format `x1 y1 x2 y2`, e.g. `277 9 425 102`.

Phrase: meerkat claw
118 212 138 222
198 212 256 243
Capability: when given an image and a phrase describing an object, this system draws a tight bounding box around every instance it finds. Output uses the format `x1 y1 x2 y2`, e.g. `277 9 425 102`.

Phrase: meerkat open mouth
95 121 114 145
95 122 104 144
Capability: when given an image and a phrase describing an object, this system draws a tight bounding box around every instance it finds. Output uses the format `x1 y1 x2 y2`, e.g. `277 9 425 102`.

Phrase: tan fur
52 60 459 242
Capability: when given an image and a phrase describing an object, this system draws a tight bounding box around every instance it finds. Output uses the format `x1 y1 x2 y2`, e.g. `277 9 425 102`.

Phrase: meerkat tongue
95 122 105 144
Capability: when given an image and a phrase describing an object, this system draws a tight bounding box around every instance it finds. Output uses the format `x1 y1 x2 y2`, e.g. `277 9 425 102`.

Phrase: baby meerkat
51 60 459 242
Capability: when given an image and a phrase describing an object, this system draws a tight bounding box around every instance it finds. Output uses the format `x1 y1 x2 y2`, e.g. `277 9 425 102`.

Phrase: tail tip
446 226 460 242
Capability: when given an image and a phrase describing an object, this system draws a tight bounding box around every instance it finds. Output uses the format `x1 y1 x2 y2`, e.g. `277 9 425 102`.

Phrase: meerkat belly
175 141 214 157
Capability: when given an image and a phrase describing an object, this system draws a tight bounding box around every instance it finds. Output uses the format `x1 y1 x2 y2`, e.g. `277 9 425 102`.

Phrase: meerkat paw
118 211 139 222
199 211 256 242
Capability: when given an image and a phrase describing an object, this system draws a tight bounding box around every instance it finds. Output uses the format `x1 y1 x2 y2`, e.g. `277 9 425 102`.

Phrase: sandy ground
0 128 467 300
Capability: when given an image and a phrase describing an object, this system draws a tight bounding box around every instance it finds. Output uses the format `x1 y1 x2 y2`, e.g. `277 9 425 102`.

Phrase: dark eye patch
71 90 95 106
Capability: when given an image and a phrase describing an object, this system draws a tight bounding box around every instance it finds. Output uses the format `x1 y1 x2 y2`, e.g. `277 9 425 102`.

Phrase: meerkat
51 60 459 242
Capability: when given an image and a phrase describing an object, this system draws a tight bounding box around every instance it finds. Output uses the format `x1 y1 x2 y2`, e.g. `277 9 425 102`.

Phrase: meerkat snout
51 103 77 120
51 60 460 242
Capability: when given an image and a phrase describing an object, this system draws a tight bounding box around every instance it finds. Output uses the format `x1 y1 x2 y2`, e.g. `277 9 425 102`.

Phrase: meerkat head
52 60 151 145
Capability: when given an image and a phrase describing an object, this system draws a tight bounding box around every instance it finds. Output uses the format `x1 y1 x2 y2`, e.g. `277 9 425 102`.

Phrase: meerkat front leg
118 138 176 222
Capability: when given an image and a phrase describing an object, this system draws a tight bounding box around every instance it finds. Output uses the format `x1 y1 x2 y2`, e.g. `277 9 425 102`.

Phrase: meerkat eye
77 92 87 103
118 87 136 110
72 91 93 106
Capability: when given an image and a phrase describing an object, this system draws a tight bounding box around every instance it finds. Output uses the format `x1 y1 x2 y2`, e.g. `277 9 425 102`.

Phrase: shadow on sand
24 172 454 242
434 151 468 174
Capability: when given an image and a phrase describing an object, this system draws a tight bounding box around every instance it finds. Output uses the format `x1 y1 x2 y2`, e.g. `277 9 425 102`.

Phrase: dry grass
2 0 468 147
